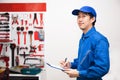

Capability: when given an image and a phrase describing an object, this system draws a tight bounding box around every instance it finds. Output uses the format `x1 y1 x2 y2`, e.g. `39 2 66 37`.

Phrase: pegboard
0 3 46 68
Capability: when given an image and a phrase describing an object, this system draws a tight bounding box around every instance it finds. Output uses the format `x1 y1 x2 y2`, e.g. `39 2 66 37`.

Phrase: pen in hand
65 58 67 62
63 58 70 69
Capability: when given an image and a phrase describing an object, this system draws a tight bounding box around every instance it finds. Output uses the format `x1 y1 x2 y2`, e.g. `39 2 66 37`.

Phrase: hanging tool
0 17 8 21
33 13 38 25
21 27 24 31
16 26 20 31
0 44 3 54
16 27 21 45
17 32 21 45
4 44 9 52
23 52 26 59
23 31 27 45
20 46 28 50
0 29 10 32
29 45 36 53
25 20 28 26
0 26 9 28
0 13 9 17
16 46 19 55
21 19 24 26
0 44 9 68
10 43 16 67
0 21 9 25
0 44 7 55
0 12 9 21
28 31 33 45
39 29 44 41
16 46 20 66
29 13 32 19
34 26 43 29
38 44 44 51
15 56 19 66
0 36 9 39
40 13 44 27
0 39 12 42
33 13 44 29
19 47 28 59
0 33 9 35
28 13 32 26
0 56 9 68
34 31 39 40
12 15 19 25
20 27 27 45
0 15 9 21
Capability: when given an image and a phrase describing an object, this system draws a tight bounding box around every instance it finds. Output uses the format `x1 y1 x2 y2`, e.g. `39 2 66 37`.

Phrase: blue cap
72 6 97 18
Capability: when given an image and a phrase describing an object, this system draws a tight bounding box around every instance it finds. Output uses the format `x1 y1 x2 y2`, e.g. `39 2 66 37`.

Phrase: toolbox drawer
9 76 38 80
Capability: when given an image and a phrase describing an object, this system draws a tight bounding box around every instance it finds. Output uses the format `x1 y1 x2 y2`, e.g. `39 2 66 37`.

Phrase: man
60 6 110 80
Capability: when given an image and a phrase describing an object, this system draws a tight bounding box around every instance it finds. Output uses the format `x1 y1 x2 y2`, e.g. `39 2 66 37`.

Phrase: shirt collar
82 27 96 39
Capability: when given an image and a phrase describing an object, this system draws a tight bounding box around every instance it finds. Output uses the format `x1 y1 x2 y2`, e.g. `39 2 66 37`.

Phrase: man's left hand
64 69 79 78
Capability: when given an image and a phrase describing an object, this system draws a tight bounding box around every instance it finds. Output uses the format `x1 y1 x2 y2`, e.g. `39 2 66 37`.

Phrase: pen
65 58 67 62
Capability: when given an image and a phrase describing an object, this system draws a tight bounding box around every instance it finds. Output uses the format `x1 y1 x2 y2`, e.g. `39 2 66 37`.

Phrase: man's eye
82 15 86 17
77 15 86 18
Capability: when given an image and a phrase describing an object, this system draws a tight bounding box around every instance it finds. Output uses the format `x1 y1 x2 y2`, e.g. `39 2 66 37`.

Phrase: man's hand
59 60 71 69
64 69 79 78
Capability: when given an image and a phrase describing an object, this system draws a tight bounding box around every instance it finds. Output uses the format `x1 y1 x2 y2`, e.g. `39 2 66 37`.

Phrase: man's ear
91 17 95 23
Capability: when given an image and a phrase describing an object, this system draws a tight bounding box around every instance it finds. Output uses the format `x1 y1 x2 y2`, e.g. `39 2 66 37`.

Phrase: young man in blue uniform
60 6 110 80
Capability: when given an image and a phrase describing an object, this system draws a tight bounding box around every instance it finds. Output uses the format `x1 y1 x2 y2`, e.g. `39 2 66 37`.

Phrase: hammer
28 31 33 45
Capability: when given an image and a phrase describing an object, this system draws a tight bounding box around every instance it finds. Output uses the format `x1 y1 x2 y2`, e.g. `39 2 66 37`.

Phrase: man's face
77 12 95 32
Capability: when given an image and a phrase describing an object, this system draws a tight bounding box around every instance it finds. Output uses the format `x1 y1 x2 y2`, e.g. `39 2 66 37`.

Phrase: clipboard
46 63 65 71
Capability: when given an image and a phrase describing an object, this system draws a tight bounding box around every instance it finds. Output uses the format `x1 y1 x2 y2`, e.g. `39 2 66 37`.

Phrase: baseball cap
72 6 97 18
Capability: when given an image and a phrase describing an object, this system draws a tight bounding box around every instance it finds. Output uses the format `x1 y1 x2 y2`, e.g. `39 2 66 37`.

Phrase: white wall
0 0 120 80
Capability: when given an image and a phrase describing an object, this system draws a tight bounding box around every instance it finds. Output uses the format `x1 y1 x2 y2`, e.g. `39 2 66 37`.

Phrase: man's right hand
60 60 71 69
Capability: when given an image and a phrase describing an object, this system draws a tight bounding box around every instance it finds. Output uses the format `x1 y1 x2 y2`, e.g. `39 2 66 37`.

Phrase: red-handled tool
17 32 21 45
23 31 27 45
16 27 21 45
0 39 12 42
40 13 44 27
0 56 9 68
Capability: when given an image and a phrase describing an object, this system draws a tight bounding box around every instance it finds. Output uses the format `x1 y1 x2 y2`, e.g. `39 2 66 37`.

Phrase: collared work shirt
71 27 110 80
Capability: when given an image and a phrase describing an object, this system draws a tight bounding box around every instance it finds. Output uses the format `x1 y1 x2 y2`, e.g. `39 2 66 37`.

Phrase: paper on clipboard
46 63 65 71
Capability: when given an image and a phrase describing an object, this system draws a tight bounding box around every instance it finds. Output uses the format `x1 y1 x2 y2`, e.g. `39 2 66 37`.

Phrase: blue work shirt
71 27 110 80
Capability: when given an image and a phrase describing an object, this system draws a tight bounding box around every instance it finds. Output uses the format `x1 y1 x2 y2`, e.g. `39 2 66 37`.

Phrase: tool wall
0 3 46 70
